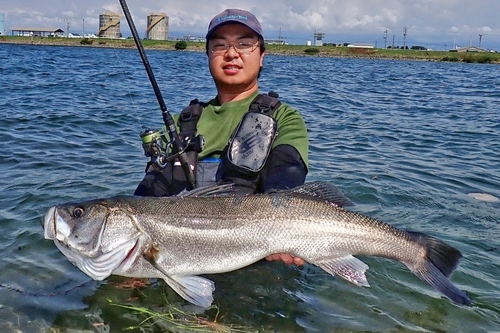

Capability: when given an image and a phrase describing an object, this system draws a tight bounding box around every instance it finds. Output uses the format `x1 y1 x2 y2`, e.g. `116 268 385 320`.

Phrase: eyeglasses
209 41 259 55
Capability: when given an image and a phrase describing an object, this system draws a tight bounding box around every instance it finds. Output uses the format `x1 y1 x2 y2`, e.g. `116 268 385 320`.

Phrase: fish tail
406 231 472 305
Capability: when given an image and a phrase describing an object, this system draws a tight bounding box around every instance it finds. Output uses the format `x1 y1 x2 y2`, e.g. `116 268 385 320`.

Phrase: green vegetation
442 55 460 62
107 298 253 332
80 38 93 45
304 47 320 55
1 35 499 64
174 40 187 50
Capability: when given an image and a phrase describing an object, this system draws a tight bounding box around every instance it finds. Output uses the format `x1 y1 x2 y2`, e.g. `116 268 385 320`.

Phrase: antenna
478 34 483 48
403 26 409 49
383 30 388 49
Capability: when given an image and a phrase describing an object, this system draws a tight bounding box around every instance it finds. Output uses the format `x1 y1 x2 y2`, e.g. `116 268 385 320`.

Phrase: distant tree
175 40 187 50
343 42 349 47
80 38 93 45
411 45 427 50
304 48 320 55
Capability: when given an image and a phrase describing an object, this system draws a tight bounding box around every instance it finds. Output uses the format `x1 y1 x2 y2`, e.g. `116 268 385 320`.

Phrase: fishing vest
173 92 282 193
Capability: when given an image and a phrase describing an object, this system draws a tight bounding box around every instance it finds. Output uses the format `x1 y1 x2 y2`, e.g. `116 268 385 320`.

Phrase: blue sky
1 0 499 50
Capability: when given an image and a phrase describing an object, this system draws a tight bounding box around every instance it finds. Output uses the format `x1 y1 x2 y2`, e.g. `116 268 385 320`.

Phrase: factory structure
97 11 169 39
146 13 169 40
7 11 170 40
0 12 4 35
98 12 122 38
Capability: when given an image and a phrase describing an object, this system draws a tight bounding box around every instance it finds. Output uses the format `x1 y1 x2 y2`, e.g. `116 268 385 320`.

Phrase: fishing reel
140 129 166 158
140 128 205 169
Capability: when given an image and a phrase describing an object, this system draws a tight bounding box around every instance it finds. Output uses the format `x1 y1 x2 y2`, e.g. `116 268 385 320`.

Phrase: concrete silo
0 13 4 36
98 12 122 38
146 13 169 40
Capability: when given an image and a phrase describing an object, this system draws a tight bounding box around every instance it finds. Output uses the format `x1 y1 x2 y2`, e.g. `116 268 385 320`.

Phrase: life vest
174 91 282 193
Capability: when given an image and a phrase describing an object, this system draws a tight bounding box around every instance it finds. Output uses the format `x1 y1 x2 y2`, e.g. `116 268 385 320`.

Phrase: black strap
248 91 281 115
178 98 205 140
178 92 281 138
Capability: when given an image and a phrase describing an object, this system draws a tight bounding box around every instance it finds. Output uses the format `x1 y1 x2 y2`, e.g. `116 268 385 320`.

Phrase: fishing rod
118 0 196 189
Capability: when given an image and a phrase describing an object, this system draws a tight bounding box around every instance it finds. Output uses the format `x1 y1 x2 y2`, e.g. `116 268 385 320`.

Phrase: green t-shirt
174 91 309 168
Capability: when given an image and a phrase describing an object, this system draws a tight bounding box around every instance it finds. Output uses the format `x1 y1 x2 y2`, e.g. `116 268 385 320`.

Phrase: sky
1 0 499 50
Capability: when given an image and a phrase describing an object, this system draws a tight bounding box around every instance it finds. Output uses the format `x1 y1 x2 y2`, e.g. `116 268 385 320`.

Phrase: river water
0 43 499 332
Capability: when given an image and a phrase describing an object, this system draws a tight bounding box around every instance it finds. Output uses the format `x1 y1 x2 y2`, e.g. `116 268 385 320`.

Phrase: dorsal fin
289 181 354 207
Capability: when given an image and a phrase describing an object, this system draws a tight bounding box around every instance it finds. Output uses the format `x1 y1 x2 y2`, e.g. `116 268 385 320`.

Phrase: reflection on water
0 44 499 332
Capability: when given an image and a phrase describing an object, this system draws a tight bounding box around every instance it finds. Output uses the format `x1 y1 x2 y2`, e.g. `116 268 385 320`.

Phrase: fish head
43 197 143 280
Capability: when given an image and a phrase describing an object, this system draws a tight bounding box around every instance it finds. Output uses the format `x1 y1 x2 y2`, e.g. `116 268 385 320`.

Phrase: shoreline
1 36 499 64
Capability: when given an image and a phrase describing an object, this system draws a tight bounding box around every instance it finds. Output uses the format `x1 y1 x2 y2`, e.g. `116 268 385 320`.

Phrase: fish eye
73 207 85 218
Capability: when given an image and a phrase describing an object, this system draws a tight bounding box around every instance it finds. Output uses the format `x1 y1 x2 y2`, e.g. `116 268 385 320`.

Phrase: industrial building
313 31 325 46
9 27 64 37
98 12 122 38
146 13 168 40
0 12 4 35
5 11 170 40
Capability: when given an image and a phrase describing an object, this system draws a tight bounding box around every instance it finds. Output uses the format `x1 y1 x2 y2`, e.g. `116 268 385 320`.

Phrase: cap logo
215 15 249 23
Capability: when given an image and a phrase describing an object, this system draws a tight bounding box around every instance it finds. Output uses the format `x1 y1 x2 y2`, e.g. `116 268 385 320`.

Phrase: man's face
207 23 264 94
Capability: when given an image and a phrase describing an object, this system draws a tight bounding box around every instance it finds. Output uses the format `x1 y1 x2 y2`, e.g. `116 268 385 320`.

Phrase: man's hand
265 253 305 266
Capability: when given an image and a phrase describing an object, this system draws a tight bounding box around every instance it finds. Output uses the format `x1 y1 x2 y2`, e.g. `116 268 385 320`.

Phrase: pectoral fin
315 255 370 287
143 244 215 308
164 275 215 308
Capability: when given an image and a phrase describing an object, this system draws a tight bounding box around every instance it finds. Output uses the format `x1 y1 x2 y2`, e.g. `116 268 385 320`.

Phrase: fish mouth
43 206 57 240
53 237 139 280
43 205 140 281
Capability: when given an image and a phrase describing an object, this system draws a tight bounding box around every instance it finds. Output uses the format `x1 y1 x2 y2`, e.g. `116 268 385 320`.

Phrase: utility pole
82 18 85 37
478 34 483 48
403 26 409 50
383 30 388 49
392 35 395 49
65 19 70 38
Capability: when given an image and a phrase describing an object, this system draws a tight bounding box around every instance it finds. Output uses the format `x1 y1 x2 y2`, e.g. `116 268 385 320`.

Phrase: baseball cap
206 9 263 40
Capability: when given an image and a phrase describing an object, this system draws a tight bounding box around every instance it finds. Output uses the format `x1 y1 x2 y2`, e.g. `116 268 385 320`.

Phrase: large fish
42 182 471 307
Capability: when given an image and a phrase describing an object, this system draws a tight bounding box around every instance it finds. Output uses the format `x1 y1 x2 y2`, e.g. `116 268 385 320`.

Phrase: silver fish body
43 182 471 307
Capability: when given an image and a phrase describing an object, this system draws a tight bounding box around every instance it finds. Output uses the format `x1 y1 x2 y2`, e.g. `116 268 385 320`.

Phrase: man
135 9 308 265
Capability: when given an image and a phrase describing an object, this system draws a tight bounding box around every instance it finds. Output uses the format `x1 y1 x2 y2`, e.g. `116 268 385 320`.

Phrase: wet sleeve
260 144 307 193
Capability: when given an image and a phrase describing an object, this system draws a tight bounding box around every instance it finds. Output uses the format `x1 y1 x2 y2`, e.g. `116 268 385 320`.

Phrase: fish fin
406 232 472 305
177 183 236 197
315 255 370 287
164 275 215 308
289 181 355 207
142 244 215 307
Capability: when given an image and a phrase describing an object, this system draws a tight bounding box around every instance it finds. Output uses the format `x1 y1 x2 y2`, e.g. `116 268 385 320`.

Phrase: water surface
0 43 499 332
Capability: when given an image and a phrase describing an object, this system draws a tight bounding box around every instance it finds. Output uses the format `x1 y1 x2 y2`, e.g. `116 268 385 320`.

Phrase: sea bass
42 182 471 307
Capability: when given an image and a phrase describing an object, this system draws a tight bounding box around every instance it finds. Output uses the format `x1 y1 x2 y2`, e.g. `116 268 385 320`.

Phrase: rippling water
1 43 499 332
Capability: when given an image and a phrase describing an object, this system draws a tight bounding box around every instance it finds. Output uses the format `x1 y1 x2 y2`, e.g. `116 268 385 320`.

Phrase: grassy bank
2 36 499 64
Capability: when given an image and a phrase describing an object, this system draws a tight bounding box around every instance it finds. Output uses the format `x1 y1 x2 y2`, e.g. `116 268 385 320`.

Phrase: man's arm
260 144 307 193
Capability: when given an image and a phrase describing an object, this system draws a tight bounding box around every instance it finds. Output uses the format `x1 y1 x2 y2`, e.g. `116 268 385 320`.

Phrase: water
1 43 499 332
